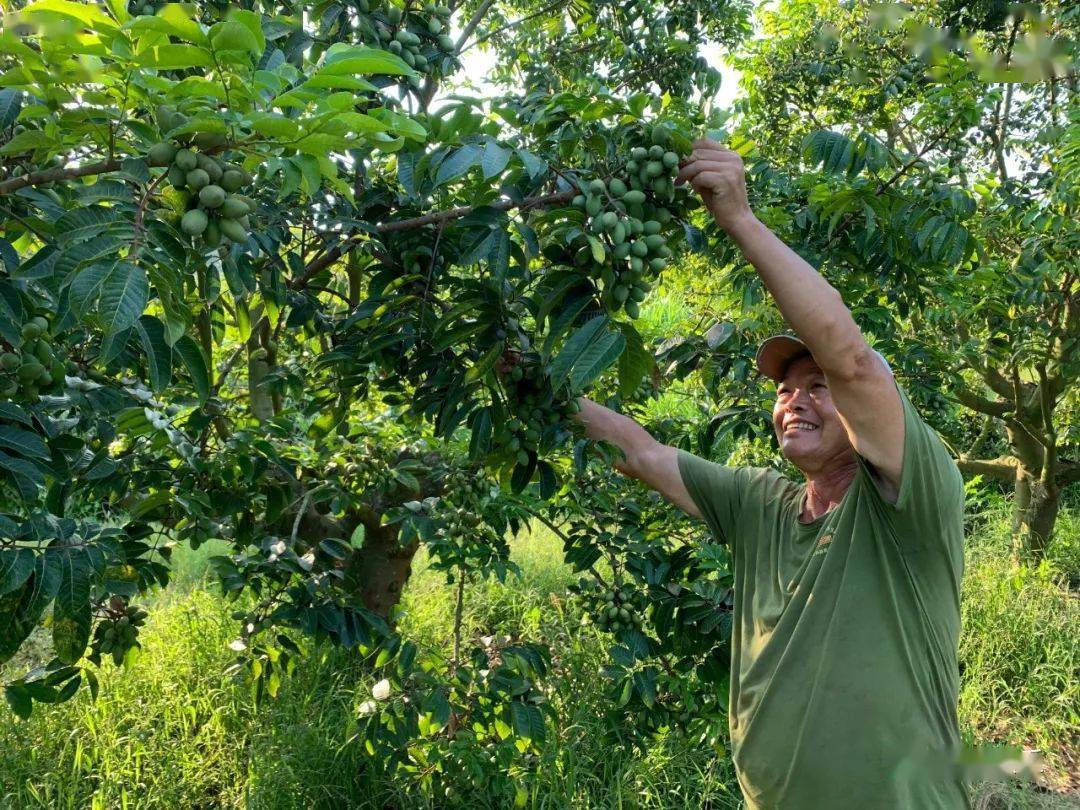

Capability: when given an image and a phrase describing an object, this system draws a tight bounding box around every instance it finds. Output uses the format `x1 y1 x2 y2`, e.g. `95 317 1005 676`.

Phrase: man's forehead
777 354 822 385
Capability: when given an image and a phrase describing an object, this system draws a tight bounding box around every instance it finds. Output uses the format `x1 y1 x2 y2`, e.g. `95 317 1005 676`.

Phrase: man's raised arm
677 139 905 491
575 398 701 518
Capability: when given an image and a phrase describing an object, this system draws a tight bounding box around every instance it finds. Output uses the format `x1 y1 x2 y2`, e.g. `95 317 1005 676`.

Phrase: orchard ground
1 499 1077 809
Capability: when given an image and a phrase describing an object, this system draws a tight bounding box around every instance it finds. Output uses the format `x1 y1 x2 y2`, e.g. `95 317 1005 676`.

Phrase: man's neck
800 458 859 522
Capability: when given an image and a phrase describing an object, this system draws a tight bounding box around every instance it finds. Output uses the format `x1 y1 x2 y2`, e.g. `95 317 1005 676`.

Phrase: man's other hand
676 139 755 233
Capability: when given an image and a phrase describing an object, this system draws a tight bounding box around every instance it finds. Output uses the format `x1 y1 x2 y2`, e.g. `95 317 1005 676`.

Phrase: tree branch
0 158 122 196
290 189 574 289
952 385 1011 418
956 456 1019 480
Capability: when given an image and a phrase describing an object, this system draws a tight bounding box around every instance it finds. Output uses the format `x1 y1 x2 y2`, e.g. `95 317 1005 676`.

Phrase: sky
436 31 744 115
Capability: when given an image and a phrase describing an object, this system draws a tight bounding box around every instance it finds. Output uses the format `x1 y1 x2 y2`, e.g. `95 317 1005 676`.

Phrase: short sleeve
859 385 965 550
677 450 751 546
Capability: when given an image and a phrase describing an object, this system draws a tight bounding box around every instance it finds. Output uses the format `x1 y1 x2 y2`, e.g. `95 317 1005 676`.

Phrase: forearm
574 397 657 477
726 214 867 374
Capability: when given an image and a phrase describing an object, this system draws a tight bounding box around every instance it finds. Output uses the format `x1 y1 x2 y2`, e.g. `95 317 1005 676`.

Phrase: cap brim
755 335 812 382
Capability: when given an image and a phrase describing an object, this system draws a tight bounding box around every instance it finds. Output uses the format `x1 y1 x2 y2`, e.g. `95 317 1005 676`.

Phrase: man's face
771 355 854 472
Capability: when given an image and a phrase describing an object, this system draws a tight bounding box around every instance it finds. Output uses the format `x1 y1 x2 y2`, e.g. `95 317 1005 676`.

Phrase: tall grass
0 511 1076 807
959 504 1080 792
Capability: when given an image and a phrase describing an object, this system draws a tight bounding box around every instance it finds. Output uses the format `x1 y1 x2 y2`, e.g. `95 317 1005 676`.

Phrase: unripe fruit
387 5 402 23
219 218 249 243
167 165 187 188
588 178 606 195
181 208 209 236
389 39 403 54
609 178 627 197
645 161 663 178
31 316 48 332
199 184 226 208
18 361 44 382
662 150 679 168
193 131 226 150
585 195 602 216
220 196 249 218
572 194 586 209
428 17 442 34
0 353 19 371
643 219 661 235
147 142 178 166
622 189 645 205
174 149 197 171
203 219 222 248
21 322 43 340
185 168 210 190
438 34 454 51
196 154 223 182
220 169 245 192
601 211 618 229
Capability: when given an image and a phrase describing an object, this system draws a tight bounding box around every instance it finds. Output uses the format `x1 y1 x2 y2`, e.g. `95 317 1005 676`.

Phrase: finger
679 148 739 170
691 137 728 151
676 160 740 185
687 171 732 195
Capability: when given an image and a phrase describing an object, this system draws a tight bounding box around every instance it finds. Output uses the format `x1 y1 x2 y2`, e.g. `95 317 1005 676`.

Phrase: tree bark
1011 470 1060 563
344 524 419 622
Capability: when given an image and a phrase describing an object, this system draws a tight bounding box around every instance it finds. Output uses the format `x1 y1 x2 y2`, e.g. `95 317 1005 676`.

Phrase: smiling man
574 140 969 809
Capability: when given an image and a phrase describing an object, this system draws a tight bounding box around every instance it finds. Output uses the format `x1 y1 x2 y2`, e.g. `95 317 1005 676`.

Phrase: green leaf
319 44 414 76
210 20 260 54
4 682 32 720
465 342 502 383
549 315 608 391
509 701 545 743
436 144 482 186
21 0 117 30
0 425 50 460
0 548 34 597
174 335 210 402
55 207 131 245
249 113 300 140
98 261 148 335
138 44 213 69
135 315 172 392
617 322 653 398
0 89 21 129
569 329 625 392
481 141 512 179
516 149 547 180
0 129 56 156
52 548 93 665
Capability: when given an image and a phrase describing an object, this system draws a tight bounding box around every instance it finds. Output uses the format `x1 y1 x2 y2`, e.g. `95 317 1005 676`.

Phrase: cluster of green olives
147 106 257 249
89 602 148 666
368 1 456 87
500 353 579 467
0 315 68 402
126 0 166 17
569 126 683 318
575 578 649 633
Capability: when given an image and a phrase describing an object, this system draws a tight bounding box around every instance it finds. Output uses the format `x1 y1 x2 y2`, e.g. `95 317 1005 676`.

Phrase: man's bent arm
678 140 905 489
575 398 701 518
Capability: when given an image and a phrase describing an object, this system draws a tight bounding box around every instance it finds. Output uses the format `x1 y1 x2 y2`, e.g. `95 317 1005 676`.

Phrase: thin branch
291 190 574 289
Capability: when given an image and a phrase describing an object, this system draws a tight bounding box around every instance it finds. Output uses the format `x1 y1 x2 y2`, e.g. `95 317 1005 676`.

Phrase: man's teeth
788 422 818 431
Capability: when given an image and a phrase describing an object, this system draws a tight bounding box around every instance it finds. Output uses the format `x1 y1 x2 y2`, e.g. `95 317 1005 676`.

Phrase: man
575 140 969 809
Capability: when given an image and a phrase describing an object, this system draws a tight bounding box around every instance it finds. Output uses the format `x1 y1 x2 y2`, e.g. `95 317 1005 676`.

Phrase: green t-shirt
678 387 969 809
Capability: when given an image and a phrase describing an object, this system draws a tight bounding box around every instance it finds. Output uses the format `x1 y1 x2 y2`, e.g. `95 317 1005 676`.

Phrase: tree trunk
1011 470 1061 563
344 524 419 622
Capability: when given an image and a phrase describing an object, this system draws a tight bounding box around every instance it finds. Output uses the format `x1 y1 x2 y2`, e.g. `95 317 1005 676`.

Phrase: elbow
821 341 881 385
